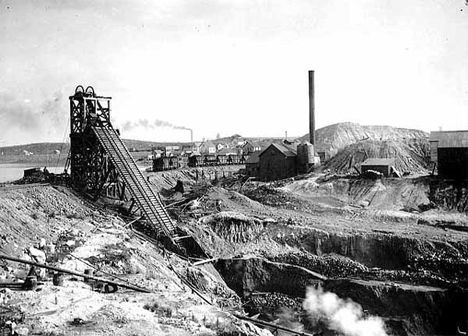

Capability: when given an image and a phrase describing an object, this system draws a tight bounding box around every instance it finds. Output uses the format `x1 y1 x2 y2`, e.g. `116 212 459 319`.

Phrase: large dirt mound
325 138 430 175
301 122 428 157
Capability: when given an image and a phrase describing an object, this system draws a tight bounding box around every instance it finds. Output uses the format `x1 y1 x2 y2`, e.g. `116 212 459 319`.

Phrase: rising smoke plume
0 91 66 145
121 119 191 132
0 92 39 132
303 287 388 336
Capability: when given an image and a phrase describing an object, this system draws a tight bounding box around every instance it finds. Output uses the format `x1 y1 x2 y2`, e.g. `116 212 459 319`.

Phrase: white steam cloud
303 287 388 336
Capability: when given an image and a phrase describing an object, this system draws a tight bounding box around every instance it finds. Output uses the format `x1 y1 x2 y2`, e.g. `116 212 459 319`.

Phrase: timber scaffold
66 85 178 243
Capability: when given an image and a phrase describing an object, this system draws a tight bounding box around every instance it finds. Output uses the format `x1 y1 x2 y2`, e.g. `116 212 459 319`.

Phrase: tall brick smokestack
309 70 315 145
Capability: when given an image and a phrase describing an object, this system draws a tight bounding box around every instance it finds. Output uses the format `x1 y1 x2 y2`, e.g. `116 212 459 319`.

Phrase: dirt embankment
0 185 271 336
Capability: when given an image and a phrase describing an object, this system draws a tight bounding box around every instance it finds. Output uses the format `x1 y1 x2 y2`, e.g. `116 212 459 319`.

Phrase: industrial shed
245 151 261 177
430 131 468 180
360 158 395 177
258 143 297 181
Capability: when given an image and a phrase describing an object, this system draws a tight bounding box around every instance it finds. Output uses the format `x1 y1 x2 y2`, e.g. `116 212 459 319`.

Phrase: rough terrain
0 184 270 336
1 167 467 336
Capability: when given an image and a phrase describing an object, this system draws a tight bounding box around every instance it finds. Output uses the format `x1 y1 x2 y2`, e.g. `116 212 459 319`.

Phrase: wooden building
360 158 395 177
258 143 297 181
430 131 468 180
242 141 263 155
199 141 216 155
245 151 261 177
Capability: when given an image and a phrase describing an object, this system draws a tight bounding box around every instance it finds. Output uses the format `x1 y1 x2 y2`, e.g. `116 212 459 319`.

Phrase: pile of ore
326 139 430 175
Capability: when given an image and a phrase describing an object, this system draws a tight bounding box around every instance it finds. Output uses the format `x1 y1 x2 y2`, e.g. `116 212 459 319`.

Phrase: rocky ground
0 168 467 336
0 184 270 336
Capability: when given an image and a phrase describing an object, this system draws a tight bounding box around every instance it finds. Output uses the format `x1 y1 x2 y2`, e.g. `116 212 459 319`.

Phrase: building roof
259 143 297 158
429 130 468 148
245 151 261 164
361 158 395 166
201 141 216 147
243 140 264 149
217 148 237 155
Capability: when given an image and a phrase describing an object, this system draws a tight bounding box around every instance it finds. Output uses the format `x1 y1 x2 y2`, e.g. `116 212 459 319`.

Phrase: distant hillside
301 122 428 157
0 139 184 156
0 142 70 156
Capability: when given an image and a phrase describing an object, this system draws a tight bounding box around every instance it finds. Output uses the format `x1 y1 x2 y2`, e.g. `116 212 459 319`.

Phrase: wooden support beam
123 216 143 228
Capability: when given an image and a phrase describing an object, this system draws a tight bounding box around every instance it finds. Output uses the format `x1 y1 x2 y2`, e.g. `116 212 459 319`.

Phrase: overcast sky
1 0 467 145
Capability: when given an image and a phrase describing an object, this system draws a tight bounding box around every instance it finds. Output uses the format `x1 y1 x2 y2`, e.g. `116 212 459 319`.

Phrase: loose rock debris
1 171 468 335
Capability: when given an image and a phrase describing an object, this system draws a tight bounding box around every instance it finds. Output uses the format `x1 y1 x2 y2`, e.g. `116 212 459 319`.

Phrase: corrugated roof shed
430 130 468 148
361 158 395 166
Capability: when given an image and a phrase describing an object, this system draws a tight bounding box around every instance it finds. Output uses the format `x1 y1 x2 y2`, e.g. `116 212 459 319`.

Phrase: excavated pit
273 227 468 279
153 170 468 336
204 211 467 336
145 165 468 336
215 255 467 336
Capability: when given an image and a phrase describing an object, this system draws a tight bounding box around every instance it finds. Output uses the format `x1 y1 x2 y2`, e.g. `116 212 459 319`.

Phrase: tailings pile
325 139 430 175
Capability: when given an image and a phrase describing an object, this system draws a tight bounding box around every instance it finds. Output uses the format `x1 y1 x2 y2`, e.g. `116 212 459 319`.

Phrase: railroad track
92 126 177 239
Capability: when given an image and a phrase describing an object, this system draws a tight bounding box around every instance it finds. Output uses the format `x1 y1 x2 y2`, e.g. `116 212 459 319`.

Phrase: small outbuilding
360 158 395 177
245 151 261 177
258 143 297 181
24 167 42 178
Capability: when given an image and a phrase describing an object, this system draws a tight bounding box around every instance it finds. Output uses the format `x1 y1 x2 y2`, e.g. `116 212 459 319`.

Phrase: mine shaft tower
67 85 179 242
69 85 114 195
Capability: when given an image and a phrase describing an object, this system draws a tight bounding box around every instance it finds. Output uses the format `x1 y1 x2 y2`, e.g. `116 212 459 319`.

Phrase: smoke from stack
121 119 191 132
120 119 193 142
309 70 315 145
121 119 193 141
